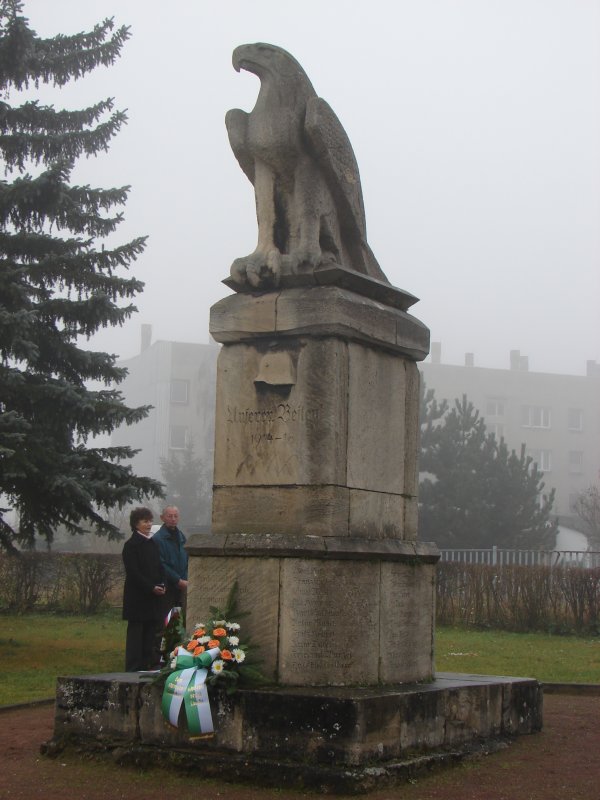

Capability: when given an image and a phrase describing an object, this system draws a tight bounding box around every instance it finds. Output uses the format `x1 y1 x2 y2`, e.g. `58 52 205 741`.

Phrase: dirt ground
2 692 599 800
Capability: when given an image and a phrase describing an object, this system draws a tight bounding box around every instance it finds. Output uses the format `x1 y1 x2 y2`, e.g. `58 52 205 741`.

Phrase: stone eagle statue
226 42 388 290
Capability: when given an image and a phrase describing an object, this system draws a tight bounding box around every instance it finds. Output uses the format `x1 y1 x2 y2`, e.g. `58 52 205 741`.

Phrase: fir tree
0 2 162 552
419 392 557 549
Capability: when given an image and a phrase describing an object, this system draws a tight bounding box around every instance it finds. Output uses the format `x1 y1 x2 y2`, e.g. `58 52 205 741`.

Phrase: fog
26 0 600 375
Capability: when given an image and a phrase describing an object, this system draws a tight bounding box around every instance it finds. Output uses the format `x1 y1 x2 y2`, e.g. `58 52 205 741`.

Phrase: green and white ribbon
161 646 220 735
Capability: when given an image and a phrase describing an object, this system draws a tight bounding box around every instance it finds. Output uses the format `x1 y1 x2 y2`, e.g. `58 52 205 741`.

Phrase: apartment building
419 345 600 524
111 325 219 486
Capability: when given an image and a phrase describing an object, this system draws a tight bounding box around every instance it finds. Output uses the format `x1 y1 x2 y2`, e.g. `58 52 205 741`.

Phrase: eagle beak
232 45 246 73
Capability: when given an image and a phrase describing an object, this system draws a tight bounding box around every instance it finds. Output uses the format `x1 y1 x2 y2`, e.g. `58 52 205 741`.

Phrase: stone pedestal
187 281 436 687
187 535 438 685
49 672 543 794
208 285 428 540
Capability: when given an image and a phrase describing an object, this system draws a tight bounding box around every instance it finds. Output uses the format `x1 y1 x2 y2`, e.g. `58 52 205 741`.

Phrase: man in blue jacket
153 505 188 618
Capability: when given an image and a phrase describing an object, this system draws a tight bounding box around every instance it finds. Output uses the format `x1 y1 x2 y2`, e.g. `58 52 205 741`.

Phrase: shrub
436 561 600 634
0 552 123 613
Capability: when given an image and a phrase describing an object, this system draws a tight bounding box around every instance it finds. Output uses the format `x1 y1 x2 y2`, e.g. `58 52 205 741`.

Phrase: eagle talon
230 250 281 289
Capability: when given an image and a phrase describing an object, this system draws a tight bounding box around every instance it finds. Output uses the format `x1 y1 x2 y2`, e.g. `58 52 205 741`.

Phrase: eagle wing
304 97 386 281
304 96 365 234
225 108 255 184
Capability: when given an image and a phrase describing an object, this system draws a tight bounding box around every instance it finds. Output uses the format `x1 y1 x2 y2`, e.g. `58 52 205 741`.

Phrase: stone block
402 496 419 540
275 286 398 351
379 562 436 683
54 674 140 742
187 555 281 681
210 291 277 341
278 558 380 685
347 341 406 494
213 337 348 489
212 485 350 536
210 285 430 361
403 360 421 497
348 488 405 539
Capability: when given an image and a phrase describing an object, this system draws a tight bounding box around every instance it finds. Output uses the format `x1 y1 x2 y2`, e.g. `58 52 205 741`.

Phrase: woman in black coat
122 507 166 671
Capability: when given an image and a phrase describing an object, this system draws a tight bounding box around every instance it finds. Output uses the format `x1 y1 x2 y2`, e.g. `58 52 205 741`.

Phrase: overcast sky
25 0 600 376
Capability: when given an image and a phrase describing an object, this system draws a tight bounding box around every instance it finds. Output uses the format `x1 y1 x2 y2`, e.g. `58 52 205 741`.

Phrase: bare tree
573 486 600 550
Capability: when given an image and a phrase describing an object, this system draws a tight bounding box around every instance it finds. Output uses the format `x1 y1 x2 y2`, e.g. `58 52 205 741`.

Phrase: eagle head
232 43 313 88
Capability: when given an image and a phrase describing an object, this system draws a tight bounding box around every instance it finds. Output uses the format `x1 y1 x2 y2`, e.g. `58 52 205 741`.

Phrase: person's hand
177 579 188 589
153 584 166 595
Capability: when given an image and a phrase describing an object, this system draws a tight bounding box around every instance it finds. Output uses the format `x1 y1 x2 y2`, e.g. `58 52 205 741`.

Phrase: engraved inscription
379 563 434 681
226 402 322 477
226 403 320 426
280 560 379 683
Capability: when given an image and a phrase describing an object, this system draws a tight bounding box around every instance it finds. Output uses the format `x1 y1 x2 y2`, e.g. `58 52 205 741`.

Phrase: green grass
1 614 600 706
0 609 126 705
436 625 600 683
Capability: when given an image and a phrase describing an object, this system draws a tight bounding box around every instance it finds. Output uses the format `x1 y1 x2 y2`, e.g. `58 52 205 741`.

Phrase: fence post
492 545 497 566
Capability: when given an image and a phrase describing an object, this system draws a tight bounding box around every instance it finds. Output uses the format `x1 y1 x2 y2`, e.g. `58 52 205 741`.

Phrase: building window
170 379 189 405
486 398 505 417
487 422 504 439
521 405 551 429
169 425 188 450
568 451 583 474
568 408 583 432
528 449 552 472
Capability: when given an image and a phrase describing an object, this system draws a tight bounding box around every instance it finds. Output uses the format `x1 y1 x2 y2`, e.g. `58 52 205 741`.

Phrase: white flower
198 635 210 645
211 659 224 674
228 636 239 646
233 648 246 663
228 622 240 631
194 622 205 629
212 619 226 626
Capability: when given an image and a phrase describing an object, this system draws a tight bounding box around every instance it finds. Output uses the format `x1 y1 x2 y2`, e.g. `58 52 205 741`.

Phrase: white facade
112 327 219 487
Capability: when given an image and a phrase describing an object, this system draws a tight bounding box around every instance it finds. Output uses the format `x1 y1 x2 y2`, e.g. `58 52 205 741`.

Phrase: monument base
47 672 542 794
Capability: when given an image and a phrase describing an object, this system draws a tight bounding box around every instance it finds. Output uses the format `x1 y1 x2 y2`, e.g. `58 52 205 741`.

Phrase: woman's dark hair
130 506 153 533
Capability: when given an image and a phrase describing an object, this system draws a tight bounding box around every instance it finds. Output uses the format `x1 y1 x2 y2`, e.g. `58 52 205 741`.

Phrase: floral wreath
158 583 265 735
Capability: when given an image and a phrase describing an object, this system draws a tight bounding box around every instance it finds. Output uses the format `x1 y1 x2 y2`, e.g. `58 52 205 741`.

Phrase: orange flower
221 649 233 661
208 639 220 648
186 640 198 652
193 628 206 637
212 627 227 637
193 646 205 656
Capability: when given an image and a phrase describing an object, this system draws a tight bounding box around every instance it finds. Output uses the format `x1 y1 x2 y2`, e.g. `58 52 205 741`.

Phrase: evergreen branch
0 98 115 134
0 9 130 90
0 108 127 170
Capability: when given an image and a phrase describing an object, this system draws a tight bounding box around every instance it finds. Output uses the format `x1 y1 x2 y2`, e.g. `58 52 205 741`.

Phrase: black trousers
125 619 159 671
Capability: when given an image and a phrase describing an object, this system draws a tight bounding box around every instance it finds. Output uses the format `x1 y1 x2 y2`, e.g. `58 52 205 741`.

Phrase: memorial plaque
278 558 380 685
213 337 348 488
379 562 435 683
187 555 280 681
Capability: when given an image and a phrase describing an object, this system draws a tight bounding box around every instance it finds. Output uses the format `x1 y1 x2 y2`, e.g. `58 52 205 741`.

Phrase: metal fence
439 546 600 568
